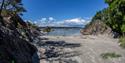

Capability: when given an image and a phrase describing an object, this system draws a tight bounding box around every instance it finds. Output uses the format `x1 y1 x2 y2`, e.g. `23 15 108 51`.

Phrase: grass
119 36 125 48
100 52 122 59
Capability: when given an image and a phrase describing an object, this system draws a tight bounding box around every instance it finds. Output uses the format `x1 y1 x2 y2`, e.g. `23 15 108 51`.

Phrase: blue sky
22 0 107 27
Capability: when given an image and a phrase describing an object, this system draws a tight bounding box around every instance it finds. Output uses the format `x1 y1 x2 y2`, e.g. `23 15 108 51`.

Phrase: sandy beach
40 35 125 63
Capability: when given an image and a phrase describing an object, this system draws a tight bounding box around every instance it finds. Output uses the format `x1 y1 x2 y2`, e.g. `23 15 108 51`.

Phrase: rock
32 52 40 63
40 59 48 63
0 23 38 63
81 20 112 35
38 48 46 59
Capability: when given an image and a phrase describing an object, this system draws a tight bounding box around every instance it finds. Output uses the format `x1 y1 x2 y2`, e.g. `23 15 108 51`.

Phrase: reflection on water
42 27 82 36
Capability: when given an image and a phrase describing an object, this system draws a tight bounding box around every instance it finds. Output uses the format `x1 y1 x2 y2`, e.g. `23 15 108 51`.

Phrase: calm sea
41 27 82 36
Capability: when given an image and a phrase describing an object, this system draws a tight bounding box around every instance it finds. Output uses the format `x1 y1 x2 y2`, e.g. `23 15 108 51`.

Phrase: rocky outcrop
0 15 39 63
80 20 112 35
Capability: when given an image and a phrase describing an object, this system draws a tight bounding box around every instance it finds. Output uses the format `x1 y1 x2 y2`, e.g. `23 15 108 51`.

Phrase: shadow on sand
37 40 81 48
37 40 82 63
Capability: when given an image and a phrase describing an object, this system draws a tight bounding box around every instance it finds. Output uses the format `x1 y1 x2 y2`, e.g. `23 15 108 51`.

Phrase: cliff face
0 15 39 63
81 20 112 35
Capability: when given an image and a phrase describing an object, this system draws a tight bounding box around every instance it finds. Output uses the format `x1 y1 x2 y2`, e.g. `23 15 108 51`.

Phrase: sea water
42 27 82 36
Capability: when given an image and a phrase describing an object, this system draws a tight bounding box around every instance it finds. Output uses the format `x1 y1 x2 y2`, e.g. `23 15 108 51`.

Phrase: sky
22 0 108 27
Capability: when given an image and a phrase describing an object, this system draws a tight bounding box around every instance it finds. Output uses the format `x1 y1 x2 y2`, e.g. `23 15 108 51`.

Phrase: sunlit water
41 27 82 36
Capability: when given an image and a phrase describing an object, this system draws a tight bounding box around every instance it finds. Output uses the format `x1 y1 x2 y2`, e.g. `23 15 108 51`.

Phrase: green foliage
43 27 53 33
89 0 125 36
26 21 38 29
105 0 114 5
0 0 26 16
84 0 125 36
105 0 125 35
1 10 9 16
101 52 122 59
119 36 125 48
121 24 125 32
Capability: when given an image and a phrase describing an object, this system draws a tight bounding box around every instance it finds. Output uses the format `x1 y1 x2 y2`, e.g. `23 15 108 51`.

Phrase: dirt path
40 35 125 63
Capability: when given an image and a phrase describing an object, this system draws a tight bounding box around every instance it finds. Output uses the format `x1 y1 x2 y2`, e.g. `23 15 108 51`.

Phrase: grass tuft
100 52 122 59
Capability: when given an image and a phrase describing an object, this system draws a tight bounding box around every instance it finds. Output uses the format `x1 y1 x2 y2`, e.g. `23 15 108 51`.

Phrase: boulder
81 20 112 35
0 22 38 63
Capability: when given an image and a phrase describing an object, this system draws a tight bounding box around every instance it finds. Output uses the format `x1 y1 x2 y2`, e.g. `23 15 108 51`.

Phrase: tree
0 0 26 26
0 0 26 16
0 0 5 15
105 0 125 36
0 0 5 26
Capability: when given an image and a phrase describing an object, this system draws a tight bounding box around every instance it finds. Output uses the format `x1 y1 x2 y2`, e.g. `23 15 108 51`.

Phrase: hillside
80 19 112 35
81 0 125 48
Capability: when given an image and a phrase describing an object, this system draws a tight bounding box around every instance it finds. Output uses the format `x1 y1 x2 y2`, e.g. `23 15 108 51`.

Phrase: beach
39 35 125 63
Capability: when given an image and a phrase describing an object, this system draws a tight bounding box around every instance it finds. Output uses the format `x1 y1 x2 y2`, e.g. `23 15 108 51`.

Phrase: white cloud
34 17 91 27
40 18 47 21
49 17 55 21
34 21 37 24
64 18 85 25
